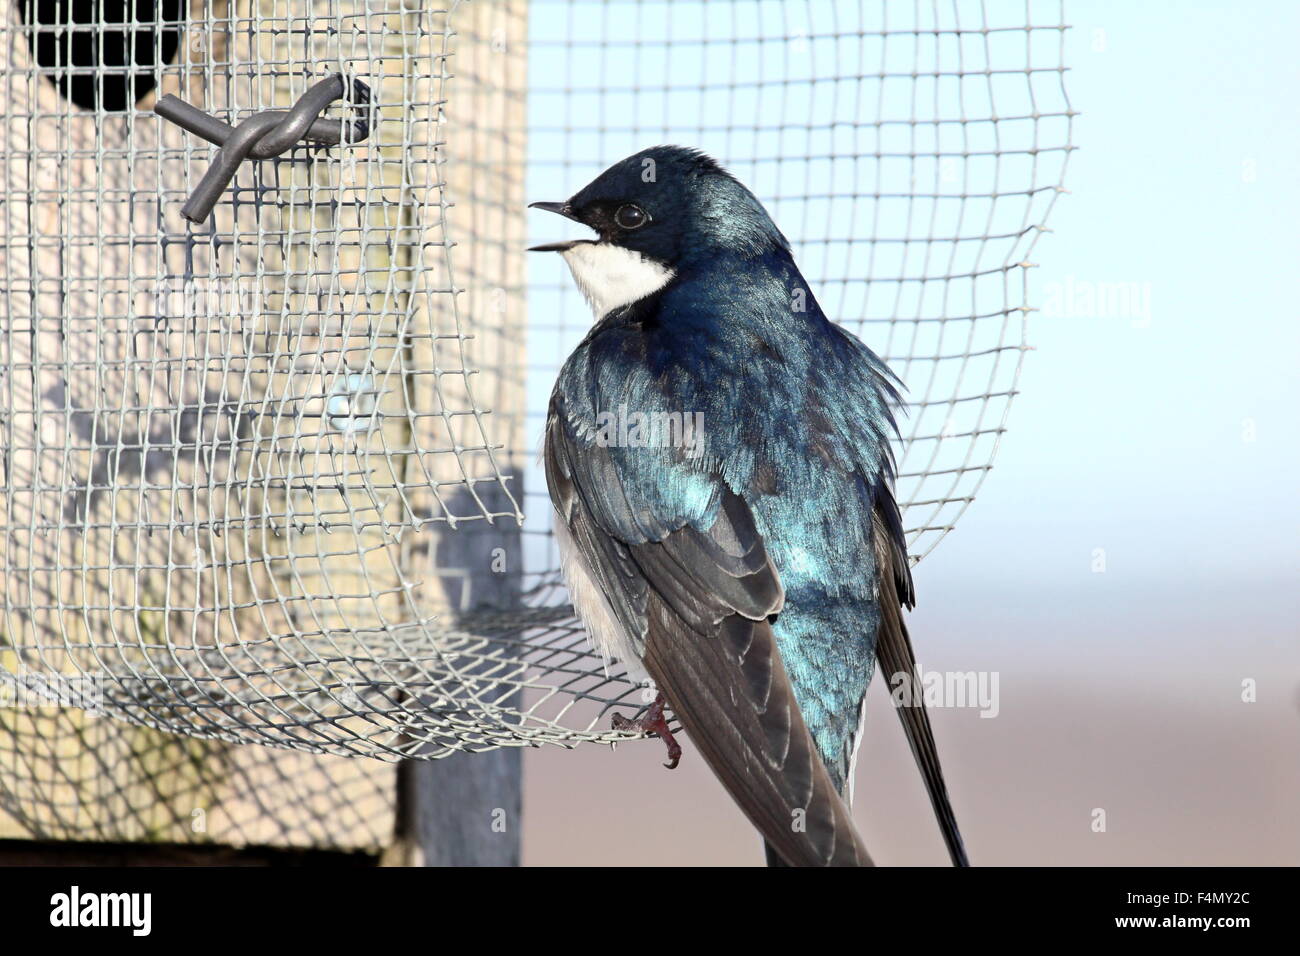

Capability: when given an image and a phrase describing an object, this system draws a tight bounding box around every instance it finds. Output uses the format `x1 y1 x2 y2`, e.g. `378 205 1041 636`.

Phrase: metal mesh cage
0 0 1074 759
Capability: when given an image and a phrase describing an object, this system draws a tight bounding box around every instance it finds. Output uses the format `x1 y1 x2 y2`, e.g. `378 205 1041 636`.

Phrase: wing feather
546 408 872 866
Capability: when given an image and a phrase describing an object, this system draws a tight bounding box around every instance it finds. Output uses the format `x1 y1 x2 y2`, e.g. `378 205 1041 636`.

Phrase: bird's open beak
528 201 588 252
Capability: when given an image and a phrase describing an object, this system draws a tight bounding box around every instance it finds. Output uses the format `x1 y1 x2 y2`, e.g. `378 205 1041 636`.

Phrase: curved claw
612 692 683 770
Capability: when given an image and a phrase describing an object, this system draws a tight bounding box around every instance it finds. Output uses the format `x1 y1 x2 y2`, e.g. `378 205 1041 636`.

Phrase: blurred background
521 0 1300 865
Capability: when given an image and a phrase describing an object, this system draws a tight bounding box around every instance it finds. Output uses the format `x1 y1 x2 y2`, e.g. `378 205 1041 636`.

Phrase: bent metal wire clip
155 74 374 223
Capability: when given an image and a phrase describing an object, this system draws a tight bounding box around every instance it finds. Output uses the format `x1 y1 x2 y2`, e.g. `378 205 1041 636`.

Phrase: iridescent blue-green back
553 245 904 791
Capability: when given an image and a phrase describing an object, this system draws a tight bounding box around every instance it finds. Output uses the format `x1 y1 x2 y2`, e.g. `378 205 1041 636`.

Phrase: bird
531 145 968 867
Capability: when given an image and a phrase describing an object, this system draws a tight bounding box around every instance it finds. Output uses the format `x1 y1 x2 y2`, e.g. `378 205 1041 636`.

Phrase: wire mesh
0 0 1074 759
0 701 396 851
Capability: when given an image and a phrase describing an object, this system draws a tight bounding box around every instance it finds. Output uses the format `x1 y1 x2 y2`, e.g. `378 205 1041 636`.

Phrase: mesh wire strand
0 0 1074 759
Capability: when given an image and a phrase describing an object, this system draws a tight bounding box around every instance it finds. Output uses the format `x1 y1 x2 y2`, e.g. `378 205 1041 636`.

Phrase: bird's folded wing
546 410 871 866
872 490 970 867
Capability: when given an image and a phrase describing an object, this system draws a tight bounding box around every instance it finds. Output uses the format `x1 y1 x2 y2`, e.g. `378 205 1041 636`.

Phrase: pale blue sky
990 0 1299 589
917 0 1299 669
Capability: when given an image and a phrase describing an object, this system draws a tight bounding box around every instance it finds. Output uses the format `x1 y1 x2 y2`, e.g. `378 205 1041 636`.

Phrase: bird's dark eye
614 204 649 230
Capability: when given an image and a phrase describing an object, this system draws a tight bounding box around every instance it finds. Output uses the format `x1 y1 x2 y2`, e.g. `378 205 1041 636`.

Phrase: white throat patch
560 242 674 318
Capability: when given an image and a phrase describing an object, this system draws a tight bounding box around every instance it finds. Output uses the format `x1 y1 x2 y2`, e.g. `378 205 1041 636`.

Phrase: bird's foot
612 693 682 769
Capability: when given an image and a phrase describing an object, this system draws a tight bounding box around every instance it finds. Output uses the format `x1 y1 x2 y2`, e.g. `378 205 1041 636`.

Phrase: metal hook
155 74 374 224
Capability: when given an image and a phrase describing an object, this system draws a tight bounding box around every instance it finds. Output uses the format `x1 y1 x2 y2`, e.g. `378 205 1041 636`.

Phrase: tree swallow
532 145 968 867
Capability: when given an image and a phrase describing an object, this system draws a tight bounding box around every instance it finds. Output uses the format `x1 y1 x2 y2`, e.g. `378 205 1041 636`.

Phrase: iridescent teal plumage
538 146 965 866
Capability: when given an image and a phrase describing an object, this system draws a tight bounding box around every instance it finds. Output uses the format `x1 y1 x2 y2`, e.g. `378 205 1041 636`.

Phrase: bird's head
530 145 788 317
